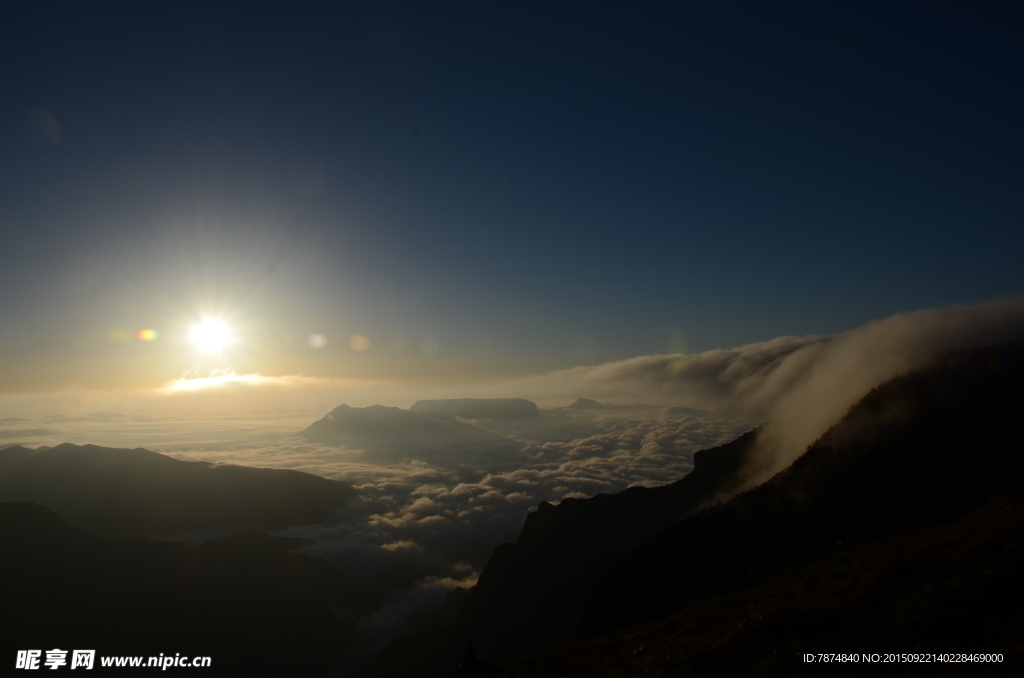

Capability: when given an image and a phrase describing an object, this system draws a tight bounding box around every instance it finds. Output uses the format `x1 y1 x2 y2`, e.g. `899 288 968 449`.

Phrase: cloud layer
160 408 752 663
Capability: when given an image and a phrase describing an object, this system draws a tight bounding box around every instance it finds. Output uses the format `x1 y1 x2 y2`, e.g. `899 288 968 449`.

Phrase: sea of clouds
157 408 753 661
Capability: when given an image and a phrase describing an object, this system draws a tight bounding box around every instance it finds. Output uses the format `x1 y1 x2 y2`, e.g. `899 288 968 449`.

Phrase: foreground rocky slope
0 501 359 675
583 339 1024 636
366 340 1024 678
505 486 1023 677
359 428 760 677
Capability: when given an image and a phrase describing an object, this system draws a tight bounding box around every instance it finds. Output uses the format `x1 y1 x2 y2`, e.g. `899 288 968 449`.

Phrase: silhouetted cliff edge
359 425 759 677
362 340 1024 678
582 339 1024 635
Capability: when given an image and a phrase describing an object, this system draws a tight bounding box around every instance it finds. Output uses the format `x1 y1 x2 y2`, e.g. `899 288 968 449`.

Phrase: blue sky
1 1 1022 391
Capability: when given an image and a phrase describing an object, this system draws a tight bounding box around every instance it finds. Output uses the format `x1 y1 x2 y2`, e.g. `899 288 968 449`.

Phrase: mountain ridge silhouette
0 442 355 538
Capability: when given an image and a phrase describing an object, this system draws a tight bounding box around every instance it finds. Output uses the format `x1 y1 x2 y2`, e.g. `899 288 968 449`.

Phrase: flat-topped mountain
410 398 539 421
0 443 355 538
302 404 522 467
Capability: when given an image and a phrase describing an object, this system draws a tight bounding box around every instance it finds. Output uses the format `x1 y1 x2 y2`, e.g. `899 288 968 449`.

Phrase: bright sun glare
189 320 232 350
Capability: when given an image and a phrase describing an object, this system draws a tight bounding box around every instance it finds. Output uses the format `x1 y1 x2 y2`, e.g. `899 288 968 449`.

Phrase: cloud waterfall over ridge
516 298 1024 493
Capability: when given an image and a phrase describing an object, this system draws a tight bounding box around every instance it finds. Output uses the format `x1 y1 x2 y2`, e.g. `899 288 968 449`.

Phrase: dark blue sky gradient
1 1 1022 386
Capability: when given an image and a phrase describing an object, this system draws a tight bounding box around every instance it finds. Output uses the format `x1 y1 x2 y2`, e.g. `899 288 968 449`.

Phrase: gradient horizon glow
0 2 1021 415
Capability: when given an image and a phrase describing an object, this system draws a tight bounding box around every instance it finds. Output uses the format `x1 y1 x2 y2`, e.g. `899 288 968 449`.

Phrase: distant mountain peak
301 403 523 468
567 398 604 409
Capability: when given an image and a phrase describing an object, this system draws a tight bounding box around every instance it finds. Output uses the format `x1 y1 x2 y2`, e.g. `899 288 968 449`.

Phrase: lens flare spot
349 335 370 351
26 109 61 147
309 333 328 349
137 329 159 341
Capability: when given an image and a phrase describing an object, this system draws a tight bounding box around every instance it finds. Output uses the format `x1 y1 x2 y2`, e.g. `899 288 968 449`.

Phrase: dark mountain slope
301 404 522 468
358 427 759 678
369 341 1024 678
0 443 355 538
582 340 1024 636
0 501 358 676
501 485 1023 677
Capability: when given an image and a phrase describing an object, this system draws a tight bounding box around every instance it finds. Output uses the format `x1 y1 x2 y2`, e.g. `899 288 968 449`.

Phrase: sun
189 320 233 351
